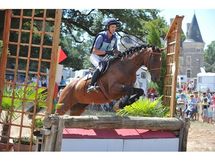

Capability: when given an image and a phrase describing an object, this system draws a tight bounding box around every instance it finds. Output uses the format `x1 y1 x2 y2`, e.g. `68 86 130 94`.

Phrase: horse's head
115 45 162 82
145 48 162 82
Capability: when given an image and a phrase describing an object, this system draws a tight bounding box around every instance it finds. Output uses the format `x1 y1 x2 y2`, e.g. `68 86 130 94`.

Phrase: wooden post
178 118 190 151
0 10 12 111
46 9 62 114
54 117 64 151
164 15 184 117
42 114 59 151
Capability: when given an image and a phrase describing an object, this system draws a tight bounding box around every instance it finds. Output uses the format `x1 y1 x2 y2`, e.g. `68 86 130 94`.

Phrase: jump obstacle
0 10 187 151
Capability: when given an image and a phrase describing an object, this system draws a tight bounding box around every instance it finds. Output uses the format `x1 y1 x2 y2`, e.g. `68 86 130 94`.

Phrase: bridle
146 51 162 74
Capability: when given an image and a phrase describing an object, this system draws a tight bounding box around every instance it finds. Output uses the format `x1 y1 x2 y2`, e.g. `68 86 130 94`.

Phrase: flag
58 48 67 63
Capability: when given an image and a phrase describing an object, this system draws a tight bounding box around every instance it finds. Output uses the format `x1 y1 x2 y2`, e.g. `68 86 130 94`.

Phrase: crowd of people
176 88 215 124
6 74 48 88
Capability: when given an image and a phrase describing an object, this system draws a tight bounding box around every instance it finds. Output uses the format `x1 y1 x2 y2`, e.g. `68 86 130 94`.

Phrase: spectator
185 94 197 119
187 81 194 94
193 91 201 120
176 89 187 118
211 92 215 123
31 74 42 87
60 76 66 86
41 76 47 87
206 88 212 103
201 93 209 122
148 93 156 102
207 103 213 124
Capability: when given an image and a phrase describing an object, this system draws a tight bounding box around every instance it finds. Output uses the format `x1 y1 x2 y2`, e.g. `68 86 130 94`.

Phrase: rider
176 88 187 118
87 18 121 93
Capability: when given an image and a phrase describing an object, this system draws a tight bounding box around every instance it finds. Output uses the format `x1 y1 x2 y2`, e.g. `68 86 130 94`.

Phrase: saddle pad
83 73 93 80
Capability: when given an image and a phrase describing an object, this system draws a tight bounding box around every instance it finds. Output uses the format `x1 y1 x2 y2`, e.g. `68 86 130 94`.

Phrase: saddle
83 60 111 81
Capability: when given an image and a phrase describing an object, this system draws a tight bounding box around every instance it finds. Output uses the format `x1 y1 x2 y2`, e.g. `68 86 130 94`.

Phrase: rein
147 52 162 73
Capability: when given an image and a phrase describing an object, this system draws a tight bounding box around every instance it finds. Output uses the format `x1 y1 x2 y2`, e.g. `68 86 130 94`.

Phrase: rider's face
108 24 117 34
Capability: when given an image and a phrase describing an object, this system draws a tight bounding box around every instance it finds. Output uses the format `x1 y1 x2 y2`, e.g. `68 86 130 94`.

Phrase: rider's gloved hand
105 50 114 56
117 51 123 57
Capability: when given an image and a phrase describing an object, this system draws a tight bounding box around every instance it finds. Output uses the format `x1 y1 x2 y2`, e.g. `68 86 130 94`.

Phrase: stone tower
179 14 205 79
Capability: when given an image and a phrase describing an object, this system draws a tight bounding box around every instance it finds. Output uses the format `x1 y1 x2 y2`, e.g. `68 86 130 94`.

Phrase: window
186 56 191 67
187 69 191 78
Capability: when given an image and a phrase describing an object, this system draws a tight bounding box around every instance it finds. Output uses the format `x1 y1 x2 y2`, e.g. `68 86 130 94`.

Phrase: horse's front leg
112 84 145 109
127 87 145 104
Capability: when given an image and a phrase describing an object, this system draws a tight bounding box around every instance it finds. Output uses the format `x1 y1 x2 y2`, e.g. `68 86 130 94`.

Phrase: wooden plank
165 16 183 39
167 52 175 56
54 117 64 151
164 95 172 98
62 115 184 131
167 41 176 45
169 16 184 117
163 15 184 116
0 10 12 110
9 42 53 48
46 9 62 114
7 55 51 62
178 118 190 151
164 85 172 88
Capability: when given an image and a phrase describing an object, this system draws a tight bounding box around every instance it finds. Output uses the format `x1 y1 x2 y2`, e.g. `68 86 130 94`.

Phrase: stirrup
87 85 99 93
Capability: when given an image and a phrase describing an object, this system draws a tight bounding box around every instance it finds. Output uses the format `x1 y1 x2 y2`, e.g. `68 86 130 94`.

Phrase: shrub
34 117 44 129
116 96 170 117
13 136 36 145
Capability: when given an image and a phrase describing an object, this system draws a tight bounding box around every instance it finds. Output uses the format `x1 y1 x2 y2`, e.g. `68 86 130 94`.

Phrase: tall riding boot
87 69 100 93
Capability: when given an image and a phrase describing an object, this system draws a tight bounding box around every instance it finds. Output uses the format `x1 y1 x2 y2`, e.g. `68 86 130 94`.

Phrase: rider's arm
92 48 106 56
92 35 106 56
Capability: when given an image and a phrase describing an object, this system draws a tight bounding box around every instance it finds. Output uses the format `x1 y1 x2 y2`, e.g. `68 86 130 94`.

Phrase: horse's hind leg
70 103 88 116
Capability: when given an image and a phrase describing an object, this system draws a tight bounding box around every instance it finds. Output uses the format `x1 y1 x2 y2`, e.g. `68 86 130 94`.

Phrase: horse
56 45 162 115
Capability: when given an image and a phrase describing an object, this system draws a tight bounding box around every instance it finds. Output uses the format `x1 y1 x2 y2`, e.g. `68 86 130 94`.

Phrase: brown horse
56 45 162 115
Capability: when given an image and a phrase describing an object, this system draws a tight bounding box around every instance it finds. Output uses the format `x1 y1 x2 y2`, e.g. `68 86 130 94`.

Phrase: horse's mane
114 44 160 60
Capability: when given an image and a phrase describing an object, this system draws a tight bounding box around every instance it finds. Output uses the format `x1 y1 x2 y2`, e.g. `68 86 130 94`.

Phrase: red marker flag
58 48 67 63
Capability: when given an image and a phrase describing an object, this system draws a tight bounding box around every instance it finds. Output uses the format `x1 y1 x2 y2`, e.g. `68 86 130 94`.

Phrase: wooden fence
36 114 190 151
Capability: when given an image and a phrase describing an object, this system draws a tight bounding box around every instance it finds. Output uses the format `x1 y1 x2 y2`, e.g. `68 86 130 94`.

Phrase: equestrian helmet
103 18 121 29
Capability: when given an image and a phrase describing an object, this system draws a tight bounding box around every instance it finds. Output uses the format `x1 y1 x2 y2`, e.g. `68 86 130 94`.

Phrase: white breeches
90 54 105 67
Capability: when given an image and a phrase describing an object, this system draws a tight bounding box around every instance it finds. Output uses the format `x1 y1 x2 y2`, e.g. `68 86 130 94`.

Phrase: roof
186 14 204 43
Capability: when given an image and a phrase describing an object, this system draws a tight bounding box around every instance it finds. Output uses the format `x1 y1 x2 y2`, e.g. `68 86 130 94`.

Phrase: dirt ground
187 120 215 151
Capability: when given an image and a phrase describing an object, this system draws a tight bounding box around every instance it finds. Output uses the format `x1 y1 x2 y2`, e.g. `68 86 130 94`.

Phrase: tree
61 9 161 40
204 41 215 72
143 17 169 47
1 9 169 70
60 9 168 68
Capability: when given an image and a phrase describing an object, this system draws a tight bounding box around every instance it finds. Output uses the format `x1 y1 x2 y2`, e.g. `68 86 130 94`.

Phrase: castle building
179 14 205 79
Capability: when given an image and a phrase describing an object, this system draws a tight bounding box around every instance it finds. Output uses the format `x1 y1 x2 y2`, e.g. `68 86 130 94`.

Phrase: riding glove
105 50 114 56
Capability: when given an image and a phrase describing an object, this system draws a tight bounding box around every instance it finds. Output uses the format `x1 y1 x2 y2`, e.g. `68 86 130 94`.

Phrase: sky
159 9 215 49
